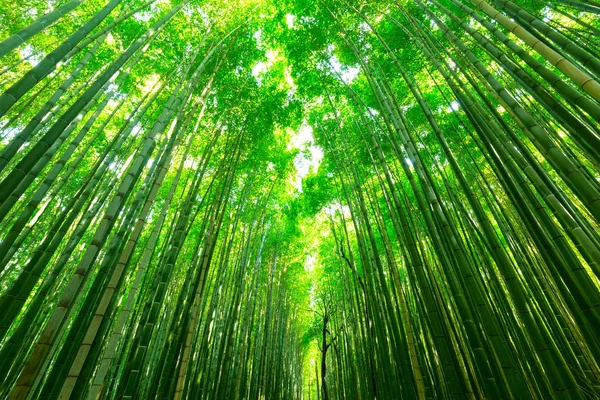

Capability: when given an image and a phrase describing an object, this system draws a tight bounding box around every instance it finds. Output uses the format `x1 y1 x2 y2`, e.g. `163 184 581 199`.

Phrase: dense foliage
0 0 599 399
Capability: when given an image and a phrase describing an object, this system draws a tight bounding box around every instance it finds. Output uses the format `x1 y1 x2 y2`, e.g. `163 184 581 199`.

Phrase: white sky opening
289 123 323 192
285 14 295 29
328 55 360 84
253 29 263 47
323 202 351 219
251 49 279 85
445 100 460 113
304 253 316 272
20 44 42 67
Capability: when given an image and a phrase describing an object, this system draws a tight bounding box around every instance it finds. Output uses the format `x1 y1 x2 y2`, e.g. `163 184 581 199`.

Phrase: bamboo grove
0 0 599 398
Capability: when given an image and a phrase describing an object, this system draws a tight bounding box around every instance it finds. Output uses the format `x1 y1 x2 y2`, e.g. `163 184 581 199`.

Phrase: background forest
0 0 599 399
